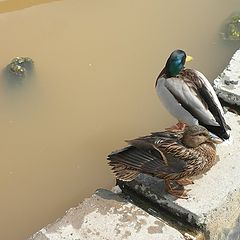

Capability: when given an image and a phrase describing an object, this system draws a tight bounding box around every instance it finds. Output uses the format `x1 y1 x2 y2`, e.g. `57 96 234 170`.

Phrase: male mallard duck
155 49 230 140
108 125 220 199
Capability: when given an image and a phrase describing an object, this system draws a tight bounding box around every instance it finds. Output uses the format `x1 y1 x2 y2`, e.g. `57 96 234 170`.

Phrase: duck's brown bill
210 136 223 144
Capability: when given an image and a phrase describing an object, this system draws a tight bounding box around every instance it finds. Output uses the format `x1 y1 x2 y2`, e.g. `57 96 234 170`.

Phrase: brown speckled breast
158 142 216 180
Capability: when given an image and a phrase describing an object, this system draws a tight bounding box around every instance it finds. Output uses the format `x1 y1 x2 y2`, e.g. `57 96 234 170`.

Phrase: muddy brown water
0 1 239 239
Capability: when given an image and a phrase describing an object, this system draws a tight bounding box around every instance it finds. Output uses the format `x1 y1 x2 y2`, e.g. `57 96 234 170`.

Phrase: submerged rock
3 57 34 87
221 14 240 40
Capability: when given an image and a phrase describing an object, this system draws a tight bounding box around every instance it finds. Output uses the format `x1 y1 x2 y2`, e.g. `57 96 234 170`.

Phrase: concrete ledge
213 49 240 108
29 189 192 240
120 112 240 240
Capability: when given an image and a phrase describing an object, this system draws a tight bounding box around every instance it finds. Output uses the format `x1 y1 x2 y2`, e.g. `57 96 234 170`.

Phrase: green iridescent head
165 50 192 77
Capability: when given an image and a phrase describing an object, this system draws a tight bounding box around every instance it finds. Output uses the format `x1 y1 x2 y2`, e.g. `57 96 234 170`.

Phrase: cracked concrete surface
28 189 186 240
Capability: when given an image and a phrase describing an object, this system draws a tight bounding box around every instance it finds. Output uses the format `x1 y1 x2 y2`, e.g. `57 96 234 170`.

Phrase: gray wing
164 75 220 126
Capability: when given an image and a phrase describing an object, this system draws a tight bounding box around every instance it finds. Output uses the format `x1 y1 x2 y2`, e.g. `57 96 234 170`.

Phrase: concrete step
29 189 198 240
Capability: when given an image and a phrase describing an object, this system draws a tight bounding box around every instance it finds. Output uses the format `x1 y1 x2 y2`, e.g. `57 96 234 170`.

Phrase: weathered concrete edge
214 86 240 106
120 175 240 235
115 182 205 239
118 178 202 228
28 188 194 240
213 48 240 106
203 190 240 240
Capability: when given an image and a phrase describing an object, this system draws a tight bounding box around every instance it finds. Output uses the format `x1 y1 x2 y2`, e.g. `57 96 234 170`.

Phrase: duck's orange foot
165 180 190 199
168 188 190 199
165 122 187 132
176 178 194 186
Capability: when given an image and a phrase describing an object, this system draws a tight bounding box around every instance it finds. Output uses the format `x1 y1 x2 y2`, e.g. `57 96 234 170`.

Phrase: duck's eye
198 133 207 137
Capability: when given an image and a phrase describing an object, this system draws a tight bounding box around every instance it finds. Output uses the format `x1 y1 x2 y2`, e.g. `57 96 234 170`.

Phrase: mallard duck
108 125 221 199
155 49 230 140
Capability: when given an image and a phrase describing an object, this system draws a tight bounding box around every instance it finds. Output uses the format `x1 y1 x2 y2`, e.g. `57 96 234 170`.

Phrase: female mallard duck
108 125 220 199
155 49 230 140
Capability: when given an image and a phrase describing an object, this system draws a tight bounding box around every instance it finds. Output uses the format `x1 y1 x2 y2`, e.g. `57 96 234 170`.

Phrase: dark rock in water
220 13 240 40
3 57 35 87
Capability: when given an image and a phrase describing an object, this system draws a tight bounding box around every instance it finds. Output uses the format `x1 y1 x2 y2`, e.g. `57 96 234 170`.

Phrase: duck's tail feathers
109 160 140 181
107 145 168 181
108 146 143 181
200 124 230 140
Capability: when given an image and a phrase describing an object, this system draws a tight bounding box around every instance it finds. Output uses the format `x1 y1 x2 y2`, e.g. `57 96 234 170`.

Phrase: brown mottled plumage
107 125 220 199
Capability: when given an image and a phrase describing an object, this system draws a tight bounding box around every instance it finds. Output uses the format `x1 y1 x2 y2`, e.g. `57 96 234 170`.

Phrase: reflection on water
0 1 239 239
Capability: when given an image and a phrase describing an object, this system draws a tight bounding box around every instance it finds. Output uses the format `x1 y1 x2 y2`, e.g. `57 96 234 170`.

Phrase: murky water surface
0 1 239 239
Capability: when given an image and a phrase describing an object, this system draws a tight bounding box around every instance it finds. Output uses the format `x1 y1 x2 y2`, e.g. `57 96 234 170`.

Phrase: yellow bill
186 55 193 62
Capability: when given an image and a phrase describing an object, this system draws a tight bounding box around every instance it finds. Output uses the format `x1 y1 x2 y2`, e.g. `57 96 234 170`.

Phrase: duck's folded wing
164 75 221 127
191 69 230 130
107 140 186 181
108 144 167 170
